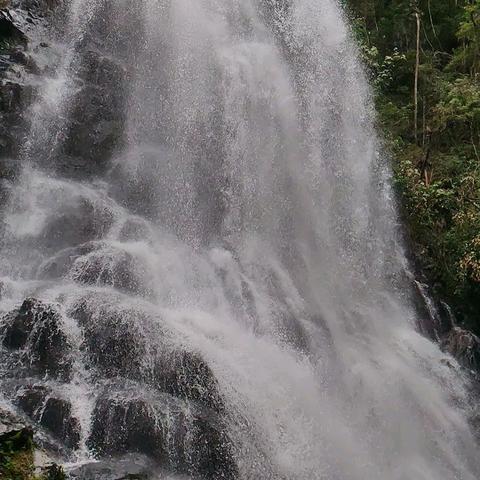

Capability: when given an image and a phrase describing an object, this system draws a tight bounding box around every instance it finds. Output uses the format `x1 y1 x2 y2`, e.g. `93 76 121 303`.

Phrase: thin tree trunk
414 11 421 144
422 96 426 148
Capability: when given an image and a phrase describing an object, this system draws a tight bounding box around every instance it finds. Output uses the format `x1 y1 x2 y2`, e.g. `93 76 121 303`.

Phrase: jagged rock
1 298 72 380
0 9 28 47
87 390 237 479
15 385 81 449
441 327 480 371
39 397 81 450
0 0 57 160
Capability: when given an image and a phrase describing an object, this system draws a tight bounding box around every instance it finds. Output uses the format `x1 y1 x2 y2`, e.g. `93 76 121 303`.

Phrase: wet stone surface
0 295 238 478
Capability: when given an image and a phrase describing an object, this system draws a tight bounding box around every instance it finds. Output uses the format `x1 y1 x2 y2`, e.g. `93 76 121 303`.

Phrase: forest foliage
344 0 480 332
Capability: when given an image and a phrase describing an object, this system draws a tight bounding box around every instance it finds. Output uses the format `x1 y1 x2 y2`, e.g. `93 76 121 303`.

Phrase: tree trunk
414 10 421 144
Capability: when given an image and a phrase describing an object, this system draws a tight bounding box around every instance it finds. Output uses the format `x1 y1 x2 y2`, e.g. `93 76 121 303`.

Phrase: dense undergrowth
345 0 480 332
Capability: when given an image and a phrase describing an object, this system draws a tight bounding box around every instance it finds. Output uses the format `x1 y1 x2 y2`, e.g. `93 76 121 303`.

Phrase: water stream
0 1 479 478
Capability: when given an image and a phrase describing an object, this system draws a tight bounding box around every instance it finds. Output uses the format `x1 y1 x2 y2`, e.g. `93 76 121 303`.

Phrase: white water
1 0 479 478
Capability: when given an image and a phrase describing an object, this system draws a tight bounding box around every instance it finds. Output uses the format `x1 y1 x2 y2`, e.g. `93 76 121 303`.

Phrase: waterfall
0 0 479 478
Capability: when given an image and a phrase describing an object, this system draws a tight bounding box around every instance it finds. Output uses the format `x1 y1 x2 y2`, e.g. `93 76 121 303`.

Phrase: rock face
59 50 127 177
15 385 81 450
0 407 33 446
87 390 236 478
0 1 57 160
0 407 35 478
0 295 238 478
441 327 480 371
1 298 72 380
0 2 236 478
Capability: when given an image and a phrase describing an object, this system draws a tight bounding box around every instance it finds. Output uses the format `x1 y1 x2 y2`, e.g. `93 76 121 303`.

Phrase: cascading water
1 0 479 478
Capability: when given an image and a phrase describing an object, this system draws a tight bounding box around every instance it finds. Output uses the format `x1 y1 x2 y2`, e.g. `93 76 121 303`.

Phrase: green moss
0 427 66 480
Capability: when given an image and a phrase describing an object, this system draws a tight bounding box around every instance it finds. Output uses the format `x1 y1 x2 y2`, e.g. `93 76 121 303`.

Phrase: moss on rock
0 411 66 480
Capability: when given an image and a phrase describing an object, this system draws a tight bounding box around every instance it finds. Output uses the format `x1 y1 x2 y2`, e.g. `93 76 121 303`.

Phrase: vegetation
0 424 65 480
344 0 480 332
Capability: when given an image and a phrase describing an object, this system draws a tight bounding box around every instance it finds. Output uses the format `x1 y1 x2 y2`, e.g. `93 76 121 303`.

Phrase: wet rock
40 237 153 297
70 296 148 379
0 156 19 180
0 406 33 447
0 0 57 161
59 51 126 176
0 9 28 48
16 384 49 416
41 199 115 251
69 295 223 411
67 454 155 480
38 242 99 279
69 246 148 296
88 395 167 460
0 80 35 158
158 351 224 412
0 407 35 478
15 385 81 449
2 299 36 349
441 327 480 371
87 390 237 479
1 298 72 380
38 397 81 450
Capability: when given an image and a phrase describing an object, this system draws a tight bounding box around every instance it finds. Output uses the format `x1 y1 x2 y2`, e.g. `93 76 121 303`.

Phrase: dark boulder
38 397 81 450
1 298 72 380
157 350 224 412
16 384 49 415
87 395 167 461
441 327 480 371
59 51 126 177
0 80 35 158
0 9 28 48
15 385 81 449
69 295 223 411
69 295 149 380
2 298 37 349
87 390 237 479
